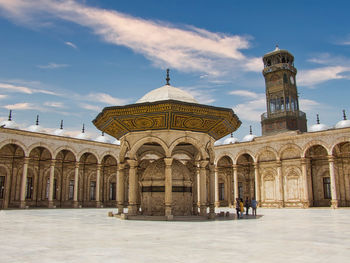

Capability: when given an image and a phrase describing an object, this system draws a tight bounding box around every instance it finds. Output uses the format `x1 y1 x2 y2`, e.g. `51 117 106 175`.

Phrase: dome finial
249 125 252 135
8 110 12 121
102 131 104 136
82 123 85 133
166 68 170 85
36 115 39 126
316 114 320 124
60 120 63 129
274 44 280 51
230 132 233 138
343 110 347 120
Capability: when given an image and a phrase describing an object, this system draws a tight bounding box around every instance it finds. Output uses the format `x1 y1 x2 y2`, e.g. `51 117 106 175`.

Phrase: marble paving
0 208 349 263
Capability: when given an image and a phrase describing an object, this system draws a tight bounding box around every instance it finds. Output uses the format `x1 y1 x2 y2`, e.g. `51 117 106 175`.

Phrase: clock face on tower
290 76 295 85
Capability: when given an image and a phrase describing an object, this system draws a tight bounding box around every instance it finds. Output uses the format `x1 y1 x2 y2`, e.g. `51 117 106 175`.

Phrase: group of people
235 197 257 218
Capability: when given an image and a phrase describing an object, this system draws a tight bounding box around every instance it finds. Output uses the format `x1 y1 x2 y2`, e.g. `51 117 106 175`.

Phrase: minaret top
166 69 170 85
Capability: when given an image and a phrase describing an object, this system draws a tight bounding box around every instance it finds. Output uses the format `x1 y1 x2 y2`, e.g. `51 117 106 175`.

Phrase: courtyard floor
0 207 349 263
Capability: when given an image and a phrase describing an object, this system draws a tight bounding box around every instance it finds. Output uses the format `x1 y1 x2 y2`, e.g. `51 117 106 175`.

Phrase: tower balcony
261 110 306 121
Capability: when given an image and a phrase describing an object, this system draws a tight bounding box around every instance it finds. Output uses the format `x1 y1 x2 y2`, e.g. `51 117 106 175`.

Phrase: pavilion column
276 160 284 207
233 164 238 205
127 159 138 215
214 167 219 207
199 160 208 216
116 163 125 214
196 163 200 210
164 157 173 217
48 159 56 208
73 162 79 208
20 157 30 209
253 162 260 205
328 156 339 208
301 158 310 207
96 164 102 208
208 164 216 218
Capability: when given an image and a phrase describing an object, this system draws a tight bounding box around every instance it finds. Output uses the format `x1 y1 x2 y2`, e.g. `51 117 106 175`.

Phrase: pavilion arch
169 136 207 160
28 142 54 159
77 149 99 163
215 152 234 165
278 144 302 160
330 137 350 154
233 149 256 165
128 137 169 160
205 141 215 162
256 146 278 163
0 139 27 155
53 145 78 161
99 151 119 164
302 140 331 157
139 150 165 161
118 140 130 163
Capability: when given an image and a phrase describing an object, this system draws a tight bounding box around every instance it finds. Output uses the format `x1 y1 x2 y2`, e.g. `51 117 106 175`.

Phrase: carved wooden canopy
93 100 241 140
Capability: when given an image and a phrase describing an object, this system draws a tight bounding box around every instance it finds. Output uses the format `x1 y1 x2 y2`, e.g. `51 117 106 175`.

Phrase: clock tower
261 46 307 135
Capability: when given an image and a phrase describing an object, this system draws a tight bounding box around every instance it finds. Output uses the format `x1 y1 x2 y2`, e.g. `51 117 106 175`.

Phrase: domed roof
75 124 90 140
26 115 44 133
53 120 65 136
335 110 350 129
214 140 223 146
137 84 198 104
1 110 19 129
95 132 110 143
242 126 257 142
223 133 238 144
309 114 329 132
112 139 121 145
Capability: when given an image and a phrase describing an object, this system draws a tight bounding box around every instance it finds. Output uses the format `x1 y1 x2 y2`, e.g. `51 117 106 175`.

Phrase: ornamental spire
249 125 252 135
166 68 170 85
60 120 63 129
316 114 320 124
343 110 347 120
82 123 85 133
36 115 39 125
8 110 12 121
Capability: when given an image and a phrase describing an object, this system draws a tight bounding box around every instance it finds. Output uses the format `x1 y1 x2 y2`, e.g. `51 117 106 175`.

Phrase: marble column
301 158 310 207
20 157 30 209
192 164 198 215
196 163 200 209
199 160 208 216
164 157 173 217
214 167 219 207
233 164 238 205
48 159 56 208
96 164 102 208
253 162 260 204
73 162 79 208
116 163 125 214
276 160 283 207
208 164 215 218
127 159 138 215
328 156 339 208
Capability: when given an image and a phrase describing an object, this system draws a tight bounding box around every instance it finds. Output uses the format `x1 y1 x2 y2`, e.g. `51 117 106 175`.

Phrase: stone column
199 160 208 216
127 159 138 215
96 164 102 208
116 163 125 214
48 160 56 208
233 164 238 205
214 167 219 207
20 157 30 209
208 164 215 218
253 162 260 204
73 162 79 208
328 156 339 208
164 157 173 217
192 164 198 215
276 160 283 207
196 163 200 209
301 158 310 207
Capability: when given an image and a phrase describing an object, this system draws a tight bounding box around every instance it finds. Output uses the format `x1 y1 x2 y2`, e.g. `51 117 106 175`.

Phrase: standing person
239 198 244 218
235 198 240 219
251 198 258 216
244 197 250 215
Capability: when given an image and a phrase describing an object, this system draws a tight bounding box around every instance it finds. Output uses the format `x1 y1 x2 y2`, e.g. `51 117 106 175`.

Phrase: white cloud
229 90 259 99
65 41 77 49
0 0 259 77
298 66 350 87
3 102 39 110
80 103 101 112
0 82 60 95
37 62 69 69
44 101 64 108
233 98 266 122
86 92 129 106
0 94 7 99
299 99 320 111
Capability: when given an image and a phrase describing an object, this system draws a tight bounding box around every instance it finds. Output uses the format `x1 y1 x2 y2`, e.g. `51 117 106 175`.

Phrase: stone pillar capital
164 157 173 166
208 163 216 172
200 160 209 168
232 164 238 170
300 157 308 165
50 159 56 166
328 155 335 163
253 162 259 169
127 159 138 168
117 163 125 171
97 163 102 169
75 162 80 169
276 160 282 167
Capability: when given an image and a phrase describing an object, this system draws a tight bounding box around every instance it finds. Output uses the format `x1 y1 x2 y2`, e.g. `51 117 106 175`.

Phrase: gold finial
8 110 12 121
166 69 170 85
316 114 320 124
36 115 39 125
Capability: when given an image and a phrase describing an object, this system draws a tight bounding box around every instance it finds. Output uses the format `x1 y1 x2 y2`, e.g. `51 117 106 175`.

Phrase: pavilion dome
309 114 329 132
53 128 65 136
242 126 257 142
136 84 198 104
1 110 19 129
223 133 238 144
27 115 44 133
335 110 350 129
95 132 110 143
75 124 90 140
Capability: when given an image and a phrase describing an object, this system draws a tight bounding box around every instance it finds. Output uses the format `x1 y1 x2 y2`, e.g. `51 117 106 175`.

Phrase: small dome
223 133 238 144
0 119 19 129
137 85 198 104
335 120 350 129
95 133 110 143
75 124 90 140
27 124 44 133
242 125 256 142
53 128 65 136
112 139 121 145
214 140 223 146
309 114 329 132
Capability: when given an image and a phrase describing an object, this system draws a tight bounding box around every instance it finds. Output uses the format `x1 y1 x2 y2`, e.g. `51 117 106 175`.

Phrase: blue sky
0 0 349 141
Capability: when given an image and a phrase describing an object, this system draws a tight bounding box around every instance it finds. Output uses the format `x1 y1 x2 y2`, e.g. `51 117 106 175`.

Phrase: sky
0 0 350 142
